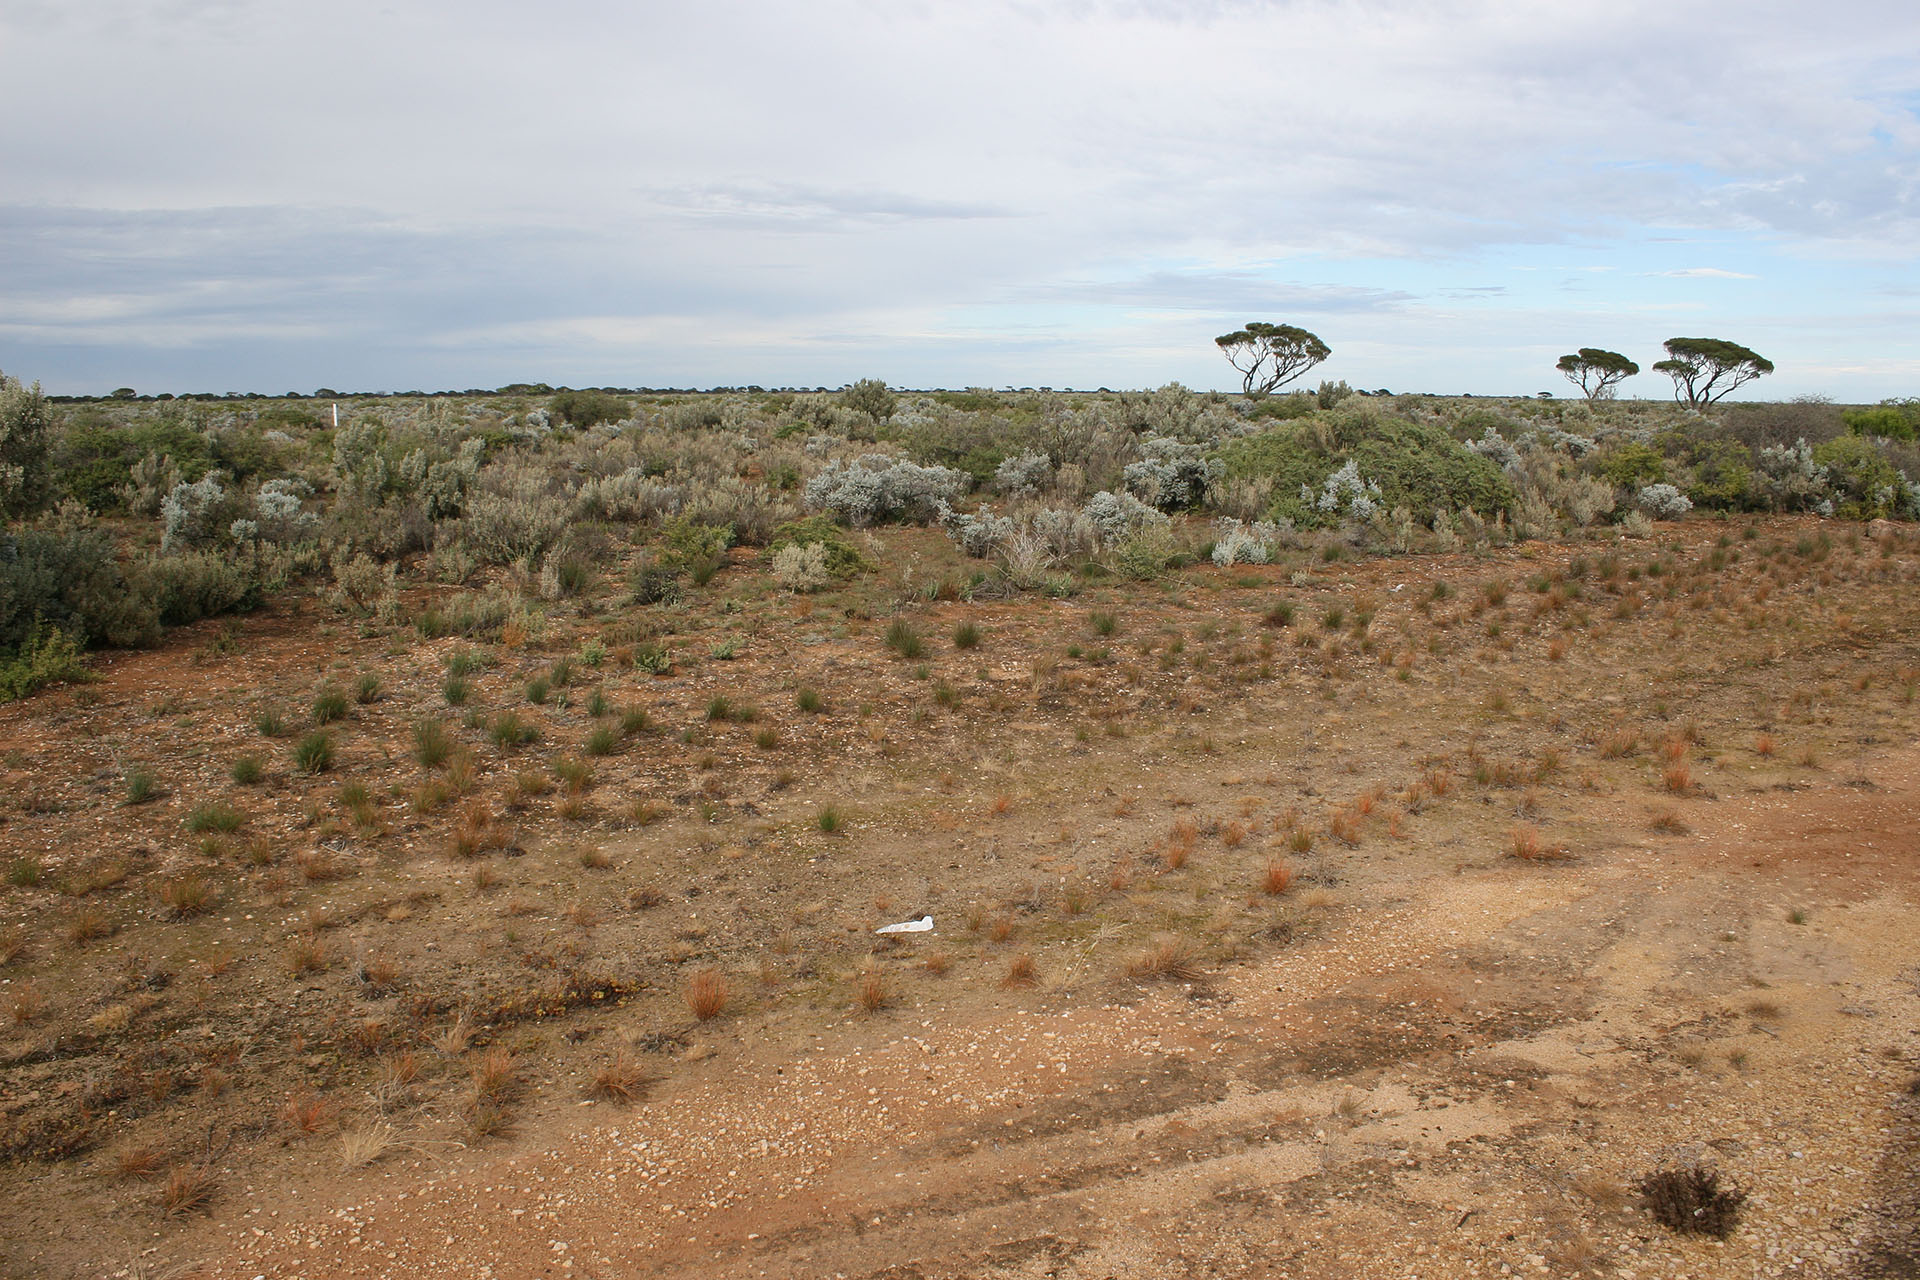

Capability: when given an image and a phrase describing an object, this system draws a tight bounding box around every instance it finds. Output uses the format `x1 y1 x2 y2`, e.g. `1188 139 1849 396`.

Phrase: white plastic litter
875 915 934 935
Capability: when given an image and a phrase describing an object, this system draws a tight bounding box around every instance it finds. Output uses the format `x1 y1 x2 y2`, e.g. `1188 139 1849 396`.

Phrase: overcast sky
3 0 1917 398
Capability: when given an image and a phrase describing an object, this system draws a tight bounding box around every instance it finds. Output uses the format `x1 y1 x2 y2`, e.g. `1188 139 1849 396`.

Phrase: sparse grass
158 873 217 918
1089 609 1118 636
1649 806 1689 834
354 672 382 704
293 731 335 774
1127 936 1204 982
415 718 453 768
6 856 42 888
442 675 471 706
490 711 537 750
123 767 159 805
952 620 981 649
585 724 619 756
312 688 349 724
884 619 925 660
185 802 245 834
253 707 289 737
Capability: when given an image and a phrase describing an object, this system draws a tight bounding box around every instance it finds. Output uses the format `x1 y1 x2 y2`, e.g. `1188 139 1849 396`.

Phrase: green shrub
1219 411 1514 526
1597 441 1668 489
0 527 159 653
230 755 264 785
548 390 630 429
766 516 868 579
0 627 93 702
1812 435 1901 517
1843 404 1918 441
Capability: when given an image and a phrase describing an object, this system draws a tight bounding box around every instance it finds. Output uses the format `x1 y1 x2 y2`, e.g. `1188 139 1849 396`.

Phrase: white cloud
1 0 1917 394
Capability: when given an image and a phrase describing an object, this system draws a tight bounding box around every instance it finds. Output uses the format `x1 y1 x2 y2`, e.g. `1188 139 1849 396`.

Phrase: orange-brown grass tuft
1753 732 1775 757
158 873 217 918
285 933 329 976
1126 937 1204 983
1107 861 1134 892
1162 840 1190 871
115 1144 168 1180
1000 953 1039 989
1221 821 1246 848
1261 859 1295 896
1424 768 1453 797
281 1092 336 1134
990 793 1014 817
987 914 1015 942
855 969 889 1014
1662 762 1694 795
588 1049 650 1103
1507 823 1568 861
1598 728 1639 760
921 951 951 976
470 1046 519 1103
158 1164 219 1217
1328 810 1362 847
684 968 730 1021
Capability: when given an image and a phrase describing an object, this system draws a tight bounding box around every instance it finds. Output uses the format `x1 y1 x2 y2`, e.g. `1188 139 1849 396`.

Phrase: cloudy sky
3 0 1917 398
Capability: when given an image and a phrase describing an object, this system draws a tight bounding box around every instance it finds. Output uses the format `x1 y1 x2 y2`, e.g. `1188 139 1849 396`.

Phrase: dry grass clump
157 873 217 918
1261 859 1295 896
157 1163 219 1217
588 1049 651 1103
280 1092 336 1134
1126 937 1204 982
449 802 515 858
9 981 46 1025
1598 728 1639 759
114 1144 168 1180
1507 823 1569 861
338 1119 397 1171
854 969 889 1014
684 968 730 1021
1648 806 1689 834
1752 732 1775 757
1000 953 1039 989
1662 762 1694 794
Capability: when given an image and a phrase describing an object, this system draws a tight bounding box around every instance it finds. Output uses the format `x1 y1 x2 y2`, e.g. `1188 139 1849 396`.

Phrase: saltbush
804 455 967 526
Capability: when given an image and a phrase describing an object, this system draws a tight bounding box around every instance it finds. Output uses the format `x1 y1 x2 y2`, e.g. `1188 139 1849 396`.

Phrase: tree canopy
1214 323 1330 399
1555 348 1638 400
1652 338 1773 409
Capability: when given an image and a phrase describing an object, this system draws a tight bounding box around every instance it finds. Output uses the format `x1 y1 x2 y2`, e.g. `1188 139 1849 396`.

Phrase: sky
2 0 1917 400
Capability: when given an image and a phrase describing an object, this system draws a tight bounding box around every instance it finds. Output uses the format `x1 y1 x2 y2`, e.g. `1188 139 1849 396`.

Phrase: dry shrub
1261 859 1295 896
1637 1164 1745 1238
684 968 729 1021
1000 953 1039 989
588 1049 650 1103
1127 937 1203 983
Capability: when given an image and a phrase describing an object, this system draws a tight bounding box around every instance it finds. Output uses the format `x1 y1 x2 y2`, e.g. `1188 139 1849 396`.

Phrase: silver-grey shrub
1210 517 1286 565
1123 436 1222 511
1082 490 1168 546
1635 483 1693 520
993 452 1053 499
460 458 572 565
804 455 967 526
160 473 237 552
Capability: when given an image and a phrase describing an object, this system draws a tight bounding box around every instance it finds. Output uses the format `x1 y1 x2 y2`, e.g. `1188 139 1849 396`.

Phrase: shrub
771 541 833 592
952 620 981 649
0 626 93 702
1637 1164 1745 1238
796 687 824 714
1124 435 1222 510
312 688 348 724
414 718 453 768
840 378 897 423
490 711 537 749
1220 411 1514 528
0 370 52 520
124 767 159 805
159 873 217 917
548 389 630 429
766 515 868 578
230 755 264 785
1635 484 1693 521
804 455 967 526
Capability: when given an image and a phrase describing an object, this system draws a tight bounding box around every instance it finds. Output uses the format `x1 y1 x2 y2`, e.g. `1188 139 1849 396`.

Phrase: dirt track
164 740 1920 1280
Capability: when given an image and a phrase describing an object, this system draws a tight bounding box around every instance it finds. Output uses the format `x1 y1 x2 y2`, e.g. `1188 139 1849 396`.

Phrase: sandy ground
144 739 1920 1280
